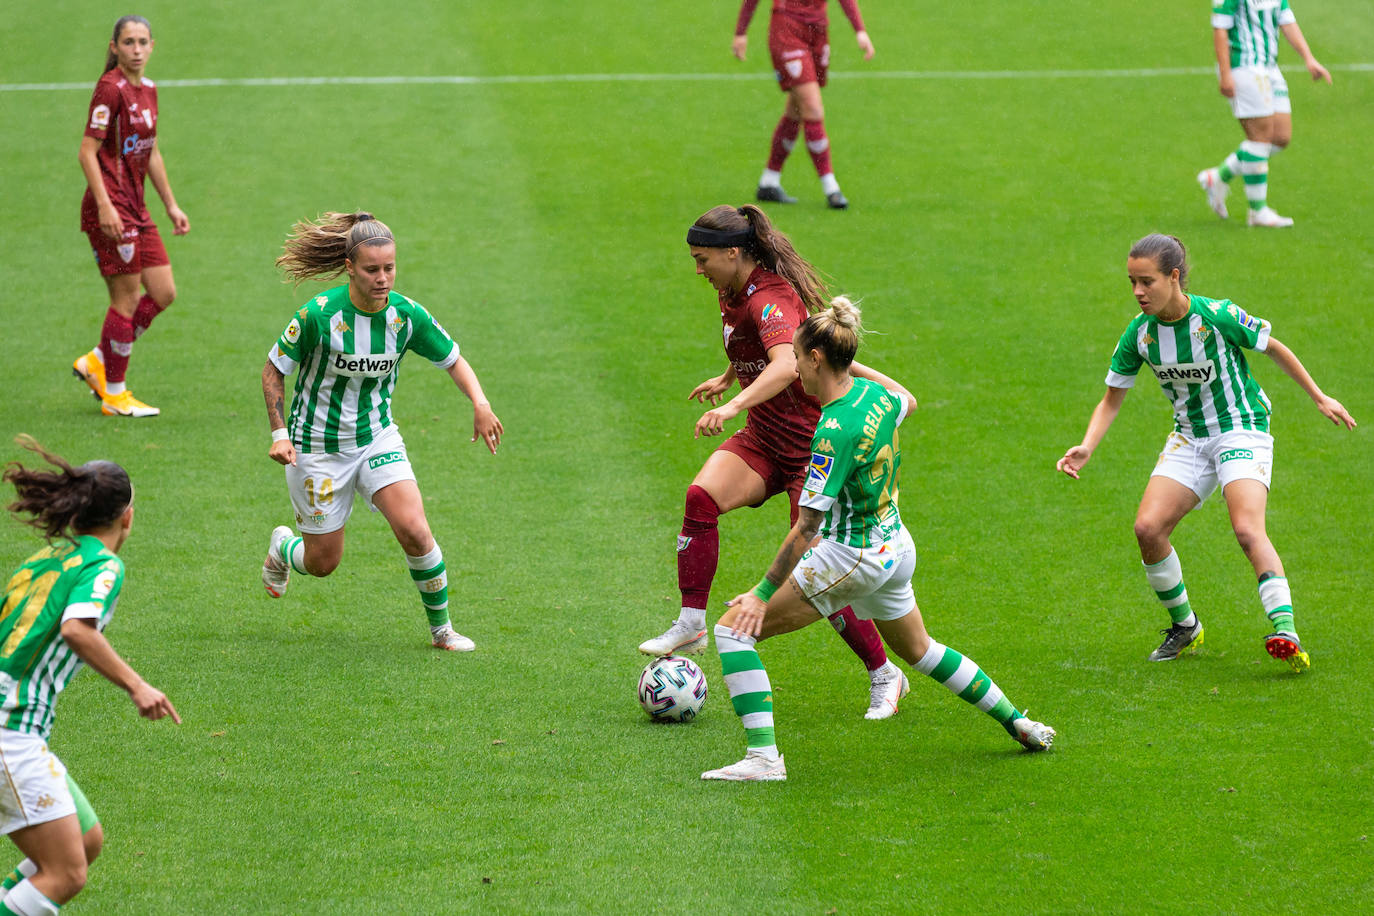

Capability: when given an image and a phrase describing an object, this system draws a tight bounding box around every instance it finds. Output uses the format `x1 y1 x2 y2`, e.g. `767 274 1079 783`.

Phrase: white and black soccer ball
638 655 708 722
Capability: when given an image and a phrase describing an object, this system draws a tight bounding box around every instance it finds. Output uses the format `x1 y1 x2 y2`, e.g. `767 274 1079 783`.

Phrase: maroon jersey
736 0 865 34
720 267 820 462
80 69 158 231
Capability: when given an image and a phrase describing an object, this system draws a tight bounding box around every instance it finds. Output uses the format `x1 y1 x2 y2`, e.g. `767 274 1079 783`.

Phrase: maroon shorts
769 15 829 91
718 425 808 524
86 219 168 277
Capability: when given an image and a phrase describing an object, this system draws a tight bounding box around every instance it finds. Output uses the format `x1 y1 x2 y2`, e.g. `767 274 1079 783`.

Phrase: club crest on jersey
805 453 834 491
391 315 407 333
90 104 110 129
284 319 302 344
723 324 735 348
1192 324 1212 343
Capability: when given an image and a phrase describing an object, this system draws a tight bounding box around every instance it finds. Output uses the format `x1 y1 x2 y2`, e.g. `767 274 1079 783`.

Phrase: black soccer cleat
826 191 849 210
756 185 797 204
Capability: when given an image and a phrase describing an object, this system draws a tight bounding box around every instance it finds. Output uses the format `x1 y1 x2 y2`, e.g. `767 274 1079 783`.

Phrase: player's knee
46 860 87 900
156 285 176 308
684 485 721 527
304 553 340 577
1232 523 1267 557
83 823 104 864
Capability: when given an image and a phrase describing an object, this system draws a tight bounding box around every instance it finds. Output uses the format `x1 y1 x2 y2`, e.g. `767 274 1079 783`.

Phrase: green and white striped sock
1259 574 1296 636
1218 151 1241 182
278 536 309 575
1237 140 1271 212
406 545 450 628
1144 549 1196 627
914 640 1018 728
715 624 778 759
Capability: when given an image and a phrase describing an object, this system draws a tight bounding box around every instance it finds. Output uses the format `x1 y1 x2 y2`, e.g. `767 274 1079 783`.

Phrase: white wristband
271 427 289 443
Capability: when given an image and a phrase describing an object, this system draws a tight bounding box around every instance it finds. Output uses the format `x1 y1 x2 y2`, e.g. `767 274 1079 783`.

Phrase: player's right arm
689 365 738 406
733 0 760 58
78 135 121 239
262 360 296 466
850 361 914 411
1211 1 1236 97
694 345 794 438
1057 387 1129 479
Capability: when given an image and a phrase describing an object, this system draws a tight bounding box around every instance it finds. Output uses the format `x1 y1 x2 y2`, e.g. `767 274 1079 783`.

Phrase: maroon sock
828 606 888 671
100 308 135 385
132 293 167 339
803 119 833 178
767 116 801 172
677 485 722 611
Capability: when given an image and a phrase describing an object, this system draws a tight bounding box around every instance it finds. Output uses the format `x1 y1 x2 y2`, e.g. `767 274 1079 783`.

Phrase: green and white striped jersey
269 286 460 453
0 537 122 739
799 377 910 548
1213 0 1296 69
1107 293 1273 438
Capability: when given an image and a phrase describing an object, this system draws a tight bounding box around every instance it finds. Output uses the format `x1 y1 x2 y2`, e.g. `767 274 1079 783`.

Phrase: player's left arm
1280 21 1331 83
146 140 189 235
725 506 824 638
1263 337 1356 428
837 0 874 59
446 356 503 454
60 618 180 723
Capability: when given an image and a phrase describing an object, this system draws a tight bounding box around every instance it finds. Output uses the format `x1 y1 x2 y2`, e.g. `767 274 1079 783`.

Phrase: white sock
820 173 840 195
759 168 782 188
678 607 706 631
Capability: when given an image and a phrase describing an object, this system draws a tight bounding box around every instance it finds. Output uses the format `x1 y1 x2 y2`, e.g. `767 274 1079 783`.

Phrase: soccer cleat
638 621 707 656
864 662 909 720
1196 168 1230 219
431 624 476 652
701 751 787 782
1007 714 1056 751
262 525 292 598
72 350 107 400
1148 620 1204 661
1247 206 1294 228
99 390 159 417
756 184 798 204
826 191 849 210
1264 633 1310 673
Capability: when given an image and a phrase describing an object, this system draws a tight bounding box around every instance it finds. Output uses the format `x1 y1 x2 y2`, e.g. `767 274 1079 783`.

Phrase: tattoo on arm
762 509 824 590
262 361 287 429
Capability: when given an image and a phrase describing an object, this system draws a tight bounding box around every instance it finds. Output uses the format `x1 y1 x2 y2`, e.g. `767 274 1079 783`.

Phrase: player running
0 436 180 913
72 15 190 417
702 298 1055 781
259 212 502 653
640 205 910 721
1057 234 1355 670
1195 0 1331 227
733 0 874 209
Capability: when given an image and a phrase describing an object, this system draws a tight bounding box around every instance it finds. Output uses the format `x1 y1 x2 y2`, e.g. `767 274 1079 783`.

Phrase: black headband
686 226 754 248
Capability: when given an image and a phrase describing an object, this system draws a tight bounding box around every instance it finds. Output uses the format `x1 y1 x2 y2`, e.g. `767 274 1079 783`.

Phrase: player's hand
689 374 732 406
1314 394 1356 429
732 35 748 61
695 402 741 438
472 402 504 454
168 205 190 235
130 681 181 724
1056 445 1092 479
725 592 767 638
98 202 124 240
1307 59 1332 84
269 439 297 467
856 30 875 60
1218 72 1235 98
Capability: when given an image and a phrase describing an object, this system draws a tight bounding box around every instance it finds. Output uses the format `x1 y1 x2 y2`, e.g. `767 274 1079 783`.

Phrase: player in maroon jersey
72 15 190 418
639 204 913 720
734 0 874 209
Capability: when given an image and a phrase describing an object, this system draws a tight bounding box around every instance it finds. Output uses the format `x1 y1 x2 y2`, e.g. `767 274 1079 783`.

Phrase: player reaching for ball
71 15 190 417
259 212 502 653
702 299 1055 781
639 205 910 721
734 0 874 209
0 436 180 914
1057 234 1355 670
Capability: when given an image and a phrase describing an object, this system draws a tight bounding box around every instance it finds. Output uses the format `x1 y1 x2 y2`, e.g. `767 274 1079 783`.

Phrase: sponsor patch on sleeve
90 104 110 129
1227 303 1266 333
284 318 301 344
804 452 834 493
758 302 792 346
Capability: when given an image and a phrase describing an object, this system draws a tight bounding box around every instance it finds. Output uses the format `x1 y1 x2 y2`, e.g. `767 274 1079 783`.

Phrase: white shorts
285 425 416 534
0 729 75 835
1228 65 1291 119
1151 428 1273 503
791 526 918 621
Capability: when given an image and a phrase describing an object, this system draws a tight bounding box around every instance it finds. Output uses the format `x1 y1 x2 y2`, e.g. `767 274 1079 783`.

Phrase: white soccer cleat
1196 168 1229 219
1247 206 1294 228
638 621 707 656
431 624 476 652
262 525 292 598
1009 714 1056 751
864 662 910 720
701 751 787 782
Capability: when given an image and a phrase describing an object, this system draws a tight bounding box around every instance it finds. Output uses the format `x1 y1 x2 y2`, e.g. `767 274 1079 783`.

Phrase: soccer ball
638 655 708 722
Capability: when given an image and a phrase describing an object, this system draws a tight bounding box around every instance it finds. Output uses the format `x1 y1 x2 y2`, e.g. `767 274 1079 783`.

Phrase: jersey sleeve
1211 0 1236 28
1213 300 1272 352
404 303 460 369
268 305 314 375
735 0 761 35
1277 0 1296 26
61 556 123 624
84 79 118 141
798 424 855 513
1105 324 1144 389
837 0 867 32
751 298 800 351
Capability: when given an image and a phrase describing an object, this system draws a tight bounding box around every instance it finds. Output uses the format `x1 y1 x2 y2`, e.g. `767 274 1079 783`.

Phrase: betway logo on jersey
332 353 399 378
1154 361 1214 385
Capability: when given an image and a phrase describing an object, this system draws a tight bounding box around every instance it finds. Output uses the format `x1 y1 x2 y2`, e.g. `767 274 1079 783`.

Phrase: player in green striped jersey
1195 0 1331 228
0 436 179 915
260 212 503 653
703 299 1054 781
1058 235 1355 672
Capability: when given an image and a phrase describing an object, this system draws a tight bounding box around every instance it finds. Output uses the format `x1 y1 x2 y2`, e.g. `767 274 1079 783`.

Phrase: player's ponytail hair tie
686 226 755 248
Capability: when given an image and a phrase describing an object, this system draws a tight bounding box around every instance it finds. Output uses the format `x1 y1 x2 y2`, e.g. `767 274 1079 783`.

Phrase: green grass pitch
2 0 1372 912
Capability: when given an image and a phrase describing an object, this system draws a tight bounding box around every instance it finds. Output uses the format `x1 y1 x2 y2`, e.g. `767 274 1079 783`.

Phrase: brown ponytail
4 436 132 542
689 205 830 313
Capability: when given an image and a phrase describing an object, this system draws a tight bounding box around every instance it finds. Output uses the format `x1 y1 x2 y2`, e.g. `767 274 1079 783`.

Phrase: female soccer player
733 0 874 209
640 205 910 722
71 15 190 417
1057 234 1355 670
703 299 1055 781
0 436 180 912
259 212 502 653
1195 0 1331 228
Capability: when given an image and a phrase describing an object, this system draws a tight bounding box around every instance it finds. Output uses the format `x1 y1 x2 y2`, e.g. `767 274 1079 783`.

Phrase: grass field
3 1 1373 912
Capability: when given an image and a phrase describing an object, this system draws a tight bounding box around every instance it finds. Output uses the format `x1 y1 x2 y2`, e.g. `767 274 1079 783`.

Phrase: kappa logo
35 794 56 810
315 296 328 307
823 418 842 430
284 318 302 344
89 104 110 129
332 317 351 335
815 439 835 455
1218 448 1254 463
1154 361 1214 384
1143 331 1156 346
